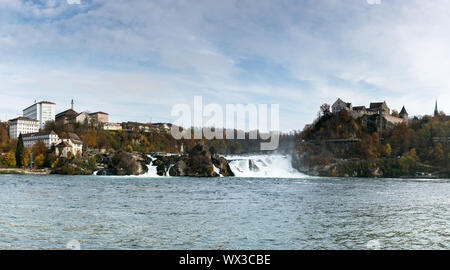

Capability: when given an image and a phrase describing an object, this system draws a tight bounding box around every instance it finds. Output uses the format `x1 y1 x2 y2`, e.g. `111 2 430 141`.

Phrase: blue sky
0 0 449 131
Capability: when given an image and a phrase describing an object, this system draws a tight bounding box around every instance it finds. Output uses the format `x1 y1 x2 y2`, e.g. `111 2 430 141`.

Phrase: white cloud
367 0 381 5
67 0 81 5
0 0 449 130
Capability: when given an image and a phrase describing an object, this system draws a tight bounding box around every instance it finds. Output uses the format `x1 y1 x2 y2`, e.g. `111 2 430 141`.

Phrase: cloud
0 0 449 130
367 0 381 5
67 0 81 4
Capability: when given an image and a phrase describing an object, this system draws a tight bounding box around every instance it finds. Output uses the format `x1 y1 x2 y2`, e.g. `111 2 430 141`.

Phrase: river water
0 174 449 250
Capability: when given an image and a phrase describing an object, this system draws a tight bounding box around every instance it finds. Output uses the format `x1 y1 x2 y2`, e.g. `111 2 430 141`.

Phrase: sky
0 0 449 131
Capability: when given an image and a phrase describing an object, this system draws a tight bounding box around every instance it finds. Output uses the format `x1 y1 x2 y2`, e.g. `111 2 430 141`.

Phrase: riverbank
0 168 51 175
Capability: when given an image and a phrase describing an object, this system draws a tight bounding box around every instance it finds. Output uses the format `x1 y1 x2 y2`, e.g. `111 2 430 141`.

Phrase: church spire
434 99 438 117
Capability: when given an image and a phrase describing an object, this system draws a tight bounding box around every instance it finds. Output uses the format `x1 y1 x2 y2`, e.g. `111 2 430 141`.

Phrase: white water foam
213 165 224 177
141 155 165 177
105 154 305 178
225 154 306 178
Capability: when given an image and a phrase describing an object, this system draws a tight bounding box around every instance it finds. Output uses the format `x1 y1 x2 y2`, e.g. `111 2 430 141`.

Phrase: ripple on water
0 174 450 249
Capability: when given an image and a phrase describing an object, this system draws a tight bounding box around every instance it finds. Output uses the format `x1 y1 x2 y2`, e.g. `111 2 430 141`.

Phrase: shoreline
0 168 51 175
0 168 448 180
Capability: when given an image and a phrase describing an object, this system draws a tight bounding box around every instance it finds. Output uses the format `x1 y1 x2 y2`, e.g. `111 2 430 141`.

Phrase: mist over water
1 174 450 250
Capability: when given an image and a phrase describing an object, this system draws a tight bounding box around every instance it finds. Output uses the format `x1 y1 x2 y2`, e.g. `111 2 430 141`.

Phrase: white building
22 131 59 148
56 133 83 157
23 101 56 130
8 117 40 139
103 122 122 131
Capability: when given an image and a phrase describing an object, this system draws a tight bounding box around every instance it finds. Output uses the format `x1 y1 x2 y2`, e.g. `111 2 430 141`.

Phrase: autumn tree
0 122 9 152
22 148 31 168
31 140 48 159
1 151 16 167
34 154 45 168
399 148 419 175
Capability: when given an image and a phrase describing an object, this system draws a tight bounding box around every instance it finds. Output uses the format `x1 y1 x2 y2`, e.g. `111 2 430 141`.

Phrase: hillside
293 110 449 178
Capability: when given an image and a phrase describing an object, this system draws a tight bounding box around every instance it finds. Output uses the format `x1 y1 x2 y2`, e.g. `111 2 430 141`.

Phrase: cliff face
291 151 386 178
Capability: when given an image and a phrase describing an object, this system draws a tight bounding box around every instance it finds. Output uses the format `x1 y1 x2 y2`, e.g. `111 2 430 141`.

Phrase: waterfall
141 155 164 177
226 154 305 178
127 154 305 178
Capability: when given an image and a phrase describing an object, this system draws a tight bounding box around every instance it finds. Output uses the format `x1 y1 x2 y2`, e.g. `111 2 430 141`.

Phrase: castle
331 98 408 127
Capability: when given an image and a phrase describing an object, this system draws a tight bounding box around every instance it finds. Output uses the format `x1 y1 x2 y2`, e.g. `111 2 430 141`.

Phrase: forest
297 109 449 177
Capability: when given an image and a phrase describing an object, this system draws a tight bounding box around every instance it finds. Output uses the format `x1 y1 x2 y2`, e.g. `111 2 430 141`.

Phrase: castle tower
399 106 408 122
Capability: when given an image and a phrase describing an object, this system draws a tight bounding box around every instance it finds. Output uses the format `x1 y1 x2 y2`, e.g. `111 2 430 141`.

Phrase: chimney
71 99 74 110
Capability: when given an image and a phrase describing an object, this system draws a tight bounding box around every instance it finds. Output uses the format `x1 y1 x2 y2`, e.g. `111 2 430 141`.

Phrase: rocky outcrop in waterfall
96 151 151 176
150 144 234 177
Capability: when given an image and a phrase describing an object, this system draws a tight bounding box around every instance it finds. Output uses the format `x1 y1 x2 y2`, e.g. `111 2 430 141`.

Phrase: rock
212 155 234 177
170 160 187 176
99 151 149 176
150 143 234 177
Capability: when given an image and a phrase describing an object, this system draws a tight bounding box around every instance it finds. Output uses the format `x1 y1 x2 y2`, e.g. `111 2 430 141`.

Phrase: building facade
73 112 92 124
22 131 59 148
23 101 56 129
332 98 352 113
90 112 109 123
56 132 83 157
55 109 78 124
331 98 408 127
8 117 40 139
103 122 122 131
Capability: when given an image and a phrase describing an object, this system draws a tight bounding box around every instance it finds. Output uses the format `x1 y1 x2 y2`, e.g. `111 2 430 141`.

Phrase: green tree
15 134 24 167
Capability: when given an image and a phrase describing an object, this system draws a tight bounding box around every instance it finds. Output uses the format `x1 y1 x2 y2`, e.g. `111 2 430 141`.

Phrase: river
0 174 449 249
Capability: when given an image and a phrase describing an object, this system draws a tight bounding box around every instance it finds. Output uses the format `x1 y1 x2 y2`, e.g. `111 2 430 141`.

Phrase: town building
73 112 92 124
90 112 109 123
149 123 172 132
103 122 122 131
55 109 78 124
23 101 56 129
122 121 150 132
8 117 40 139
56 132 83 157
22 131 59 148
